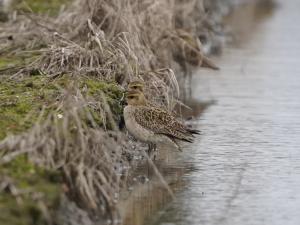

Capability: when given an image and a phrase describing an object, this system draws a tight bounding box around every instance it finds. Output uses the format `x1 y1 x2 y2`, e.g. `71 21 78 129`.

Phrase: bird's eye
133 86 137 89
128 96 134 99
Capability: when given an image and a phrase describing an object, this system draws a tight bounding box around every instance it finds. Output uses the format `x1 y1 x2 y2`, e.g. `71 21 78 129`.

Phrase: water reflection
118 98 209 225
151 0 300 225
118 149 194 225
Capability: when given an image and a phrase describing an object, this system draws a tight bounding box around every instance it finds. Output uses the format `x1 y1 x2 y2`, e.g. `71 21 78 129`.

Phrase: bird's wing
134 106 194 142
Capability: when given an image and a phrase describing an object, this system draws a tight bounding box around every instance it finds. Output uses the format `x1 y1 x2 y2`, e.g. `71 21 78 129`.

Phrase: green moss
0 156 61 225
0 54 41 72
0 74 124 140
0 77 124 224
80 78 124 128
1 1 126 223
15 0 71 16
0 75 62 140
0 57 23 70
84 78 123 103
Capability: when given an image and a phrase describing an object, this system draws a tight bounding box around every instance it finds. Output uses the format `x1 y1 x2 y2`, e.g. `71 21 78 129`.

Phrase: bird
119 80 155 130
161 29 219 99
123 90 200 155
171 29 220 71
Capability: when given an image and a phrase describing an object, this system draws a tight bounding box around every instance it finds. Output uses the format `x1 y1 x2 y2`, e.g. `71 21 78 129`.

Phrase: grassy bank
0 0 232 224
0 63 126 224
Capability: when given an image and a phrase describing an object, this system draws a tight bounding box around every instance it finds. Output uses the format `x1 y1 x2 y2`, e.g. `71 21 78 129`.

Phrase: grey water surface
149 1 300 225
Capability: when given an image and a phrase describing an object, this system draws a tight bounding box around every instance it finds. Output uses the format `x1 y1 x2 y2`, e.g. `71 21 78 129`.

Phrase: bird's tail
202 55 220 70
187 129 201 135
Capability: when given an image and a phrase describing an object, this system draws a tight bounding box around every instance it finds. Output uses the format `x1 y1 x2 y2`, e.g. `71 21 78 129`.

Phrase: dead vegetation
0 0 230 223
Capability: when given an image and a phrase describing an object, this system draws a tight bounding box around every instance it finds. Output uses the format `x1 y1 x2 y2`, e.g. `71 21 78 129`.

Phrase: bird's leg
147 143 154 155
172 139 182 152
152 144 157 160
153 144 157 151
188 67 192 98
147 143 158 159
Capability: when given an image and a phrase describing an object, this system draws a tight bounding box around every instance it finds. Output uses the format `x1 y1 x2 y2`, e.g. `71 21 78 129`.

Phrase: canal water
145 1 300 225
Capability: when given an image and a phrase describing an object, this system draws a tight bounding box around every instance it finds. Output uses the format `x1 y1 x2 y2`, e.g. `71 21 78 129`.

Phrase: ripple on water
150 1 300 225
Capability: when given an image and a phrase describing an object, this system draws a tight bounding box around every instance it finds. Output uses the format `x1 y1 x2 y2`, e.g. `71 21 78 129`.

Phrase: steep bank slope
0 0 267 224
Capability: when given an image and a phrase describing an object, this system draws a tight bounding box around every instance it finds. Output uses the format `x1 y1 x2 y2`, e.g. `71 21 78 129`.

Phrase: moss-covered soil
0 56 123 225
0 74 123 140
15 0 71 16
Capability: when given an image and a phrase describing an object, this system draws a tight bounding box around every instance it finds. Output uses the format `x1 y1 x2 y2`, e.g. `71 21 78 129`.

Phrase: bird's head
126 90 146 106
127 80 145 92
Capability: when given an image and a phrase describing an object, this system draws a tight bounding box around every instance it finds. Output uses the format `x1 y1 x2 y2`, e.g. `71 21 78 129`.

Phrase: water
146 1 300 225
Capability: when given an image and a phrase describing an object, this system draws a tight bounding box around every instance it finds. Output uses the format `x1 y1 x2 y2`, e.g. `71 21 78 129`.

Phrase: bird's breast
123 106 154 143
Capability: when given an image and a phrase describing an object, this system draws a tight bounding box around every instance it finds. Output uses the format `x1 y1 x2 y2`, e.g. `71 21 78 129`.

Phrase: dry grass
0 0 231 223
0 82 133 220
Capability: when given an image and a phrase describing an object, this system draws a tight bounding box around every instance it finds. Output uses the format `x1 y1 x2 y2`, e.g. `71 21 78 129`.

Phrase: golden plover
172 29 219 70
123 90 200 153
161 29 220 98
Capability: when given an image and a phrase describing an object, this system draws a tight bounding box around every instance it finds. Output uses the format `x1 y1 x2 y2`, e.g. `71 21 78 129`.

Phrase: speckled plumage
124 90 200 150
133 106 196 142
